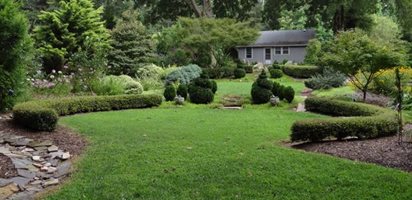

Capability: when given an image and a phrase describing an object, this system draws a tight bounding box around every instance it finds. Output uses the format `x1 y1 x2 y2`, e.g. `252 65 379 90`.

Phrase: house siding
237 46 307 64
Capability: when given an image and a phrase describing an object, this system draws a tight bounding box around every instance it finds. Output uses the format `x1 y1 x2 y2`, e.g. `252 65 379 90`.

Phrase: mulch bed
0 113 88 179
291 135 412 172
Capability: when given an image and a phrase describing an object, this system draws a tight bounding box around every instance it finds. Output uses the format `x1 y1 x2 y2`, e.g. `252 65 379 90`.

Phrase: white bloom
50 75 55 79
52 70 56 73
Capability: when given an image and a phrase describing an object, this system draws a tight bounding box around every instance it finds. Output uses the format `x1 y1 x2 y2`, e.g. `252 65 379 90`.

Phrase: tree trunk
362 89 367 102
185 0 213 18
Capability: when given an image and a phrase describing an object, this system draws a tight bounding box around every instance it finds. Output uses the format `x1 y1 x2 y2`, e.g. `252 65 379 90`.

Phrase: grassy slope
46 75 412 200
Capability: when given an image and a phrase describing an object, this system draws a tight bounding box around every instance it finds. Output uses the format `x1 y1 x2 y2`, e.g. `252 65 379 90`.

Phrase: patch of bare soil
0 114 87 156
0 154 17 179
291 136 412 172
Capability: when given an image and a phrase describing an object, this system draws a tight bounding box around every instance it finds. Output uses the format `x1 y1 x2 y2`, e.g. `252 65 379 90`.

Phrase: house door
265 48 271 64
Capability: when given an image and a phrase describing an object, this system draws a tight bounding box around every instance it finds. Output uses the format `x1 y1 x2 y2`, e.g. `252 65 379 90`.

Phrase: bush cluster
272 82 295 103
282 65 322 79
291 97 398 142
165 64 202 84
177 84 188 99
188 74 217 104
304 67 346 90
13 94 163 131
251 72 273 104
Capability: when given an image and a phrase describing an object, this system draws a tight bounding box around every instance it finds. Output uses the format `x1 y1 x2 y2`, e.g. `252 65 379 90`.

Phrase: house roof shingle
239 29 316 47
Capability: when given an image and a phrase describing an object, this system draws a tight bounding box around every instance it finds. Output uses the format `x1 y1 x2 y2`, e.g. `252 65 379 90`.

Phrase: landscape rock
43 178 59 187
0 183 19 199
47 145 58 153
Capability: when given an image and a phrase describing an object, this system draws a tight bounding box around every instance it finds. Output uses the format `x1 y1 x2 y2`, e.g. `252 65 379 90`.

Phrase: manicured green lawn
45 76 412 199
47 108 412 199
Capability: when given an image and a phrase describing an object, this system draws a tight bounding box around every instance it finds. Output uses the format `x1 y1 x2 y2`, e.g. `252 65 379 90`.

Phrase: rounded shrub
269 69 283 79
177 84 188 99
189 86 214 104
164 84 176 101
234 68 246 79
282 86 295 103
221 67 235 78
251 71 273 104
188 73 215 104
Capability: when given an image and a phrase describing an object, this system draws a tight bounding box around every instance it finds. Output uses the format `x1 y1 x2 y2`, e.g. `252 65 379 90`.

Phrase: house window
246 47 252 58
275 47 290 55
265 48 271 60
275 47 282 55
283 47 290 55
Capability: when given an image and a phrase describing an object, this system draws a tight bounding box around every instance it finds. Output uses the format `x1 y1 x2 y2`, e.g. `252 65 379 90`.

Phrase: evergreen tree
107 9 155 75
34 0 110 73
0 0 32 110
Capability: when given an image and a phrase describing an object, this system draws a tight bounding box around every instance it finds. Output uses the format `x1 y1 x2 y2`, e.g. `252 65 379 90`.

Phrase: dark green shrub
272 82 282 98
282 86 295 103
0 0 32 111
188 73 215 104
244 65 253 73
177 84 188 99
202 68 221 79
282 65 322 79
189 86 214 104
13 94 163 131
291 97 398 142
211 80 217 94
251 71 273 104
269 69 283 79
272 62 281 69
221 67 235 78
234 68 246 79
164 84 176 101
304 67 346 90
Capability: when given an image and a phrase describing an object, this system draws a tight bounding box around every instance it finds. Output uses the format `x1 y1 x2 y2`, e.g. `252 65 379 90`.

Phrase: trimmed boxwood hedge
291 97 398 142
282 65 321 79
13 94 163 131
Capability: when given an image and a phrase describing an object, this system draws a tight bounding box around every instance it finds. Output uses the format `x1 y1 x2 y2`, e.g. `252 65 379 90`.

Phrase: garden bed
291 135 412 172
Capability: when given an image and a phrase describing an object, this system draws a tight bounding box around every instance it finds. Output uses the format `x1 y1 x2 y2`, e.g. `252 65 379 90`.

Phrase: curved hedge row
282 65 321 79
291 97 398 142
13 94 163 131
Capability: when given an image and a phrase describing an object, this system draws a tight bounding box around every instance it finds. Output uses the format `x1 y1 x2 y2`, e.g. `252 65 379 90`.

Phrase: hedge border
13 94 163 131
282 65 322 79
291 97 398 142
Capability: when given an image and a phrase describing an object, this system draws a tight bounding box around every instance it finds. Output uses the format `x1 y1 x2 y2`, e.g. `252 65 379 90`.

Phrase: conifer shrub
282 86 295 103
164 83 176 101
269 69 283 79
177 84 188 99
234 68 246 79
188 73 215 104
251 71 273 104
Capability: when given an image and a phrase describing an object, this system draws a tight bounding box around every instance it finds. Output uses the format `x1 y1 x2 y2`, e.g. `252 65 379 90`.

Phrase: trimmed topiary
272 82 282 98
282 65 322 78
234 68 246 79
251 71 273 104
177 84 188 99
282 86 295 103
188 73 216 104
269 69 283 79
164 84 176 101
13 94 163 131
291 97 398 142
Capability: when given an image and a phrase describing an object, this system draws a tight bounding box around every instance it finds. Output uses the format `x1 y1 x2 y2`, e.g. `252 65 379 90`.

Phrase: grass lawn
45 75 412 199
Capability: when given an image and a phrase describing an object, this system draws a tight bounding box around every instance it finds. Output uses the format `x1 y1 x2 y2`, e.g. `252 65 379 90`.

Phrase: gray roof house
236 29 315 64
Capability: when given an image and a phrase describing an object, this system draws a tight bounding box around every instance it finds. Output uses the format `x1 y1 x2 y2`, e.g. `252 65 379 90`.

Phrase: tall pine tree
107 9 155 75
0 0 32 110
34 0 110 73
